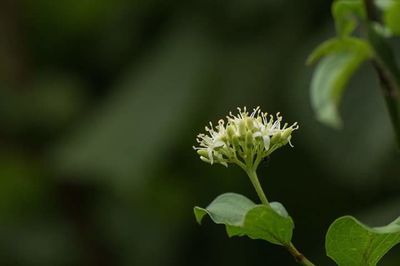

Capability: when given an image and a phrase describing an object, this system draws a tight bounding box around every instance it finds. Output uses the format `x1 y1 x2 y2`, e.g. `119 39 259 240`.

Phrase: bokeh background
0 0 399 265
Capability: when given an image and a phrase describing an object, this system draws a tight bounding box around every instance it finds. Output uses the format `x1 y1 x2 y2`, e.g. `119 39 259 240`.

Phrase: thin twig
286 242 316 266
245 170 316 265
363 0 400 147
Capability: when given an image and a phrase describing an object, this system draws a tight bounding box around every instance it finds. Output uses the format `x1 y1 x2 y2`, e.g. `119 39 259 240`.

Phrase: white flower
193 107 299 170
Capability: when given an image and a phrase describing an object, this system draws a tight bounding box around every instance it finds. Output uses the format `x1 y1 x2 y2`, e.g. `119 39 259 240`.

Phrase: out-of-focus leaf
195 193 294 246
310 40 372 127
384 1 400 35
332 0 366 36
326 216 400 266
307 38 342 65
291 35 394 185
375 0 396 10
371 22 393 38
307 37 370 65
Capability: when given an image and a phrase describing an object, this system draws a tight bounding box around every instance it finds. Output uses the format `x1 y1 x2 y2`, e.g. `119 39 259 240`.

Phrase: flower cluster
193 107 299 170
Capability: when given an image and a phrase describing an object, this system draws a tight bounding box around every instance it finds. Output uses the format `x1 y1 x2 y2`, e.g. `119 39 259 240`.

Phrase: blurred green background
0 0 399 265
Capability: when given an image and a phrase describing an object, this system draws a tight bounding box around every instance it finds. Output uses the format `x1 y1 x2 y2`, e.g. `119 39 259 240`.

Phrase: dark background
0 0 399 265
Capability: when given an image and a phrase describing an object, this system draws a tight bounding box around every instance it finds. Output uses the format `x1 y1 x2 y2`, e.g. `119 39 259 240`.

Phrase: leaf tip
315 104 343 129
193 206 207 225
306 54 317 66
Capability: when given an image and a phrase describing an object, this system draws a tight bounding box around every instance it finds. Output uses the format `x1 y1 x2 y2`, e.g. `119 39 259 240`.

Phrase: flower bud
238 120 247 136
197 149 209 158
282 127 293 140
200 156 211 164
194 106 298 169
227 125 236 139
245 117 254 131
245 131 254 148
232 135 240 148
270 132 281 145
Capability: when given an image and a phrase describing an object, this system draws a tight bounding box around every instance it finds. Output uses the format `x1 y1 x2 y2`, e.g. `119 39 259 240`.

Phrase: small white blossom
193 107 299 170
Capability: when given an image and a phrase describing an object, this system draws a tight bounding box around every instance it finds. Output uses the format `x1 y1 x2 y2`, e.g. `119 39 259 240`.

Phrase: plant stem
363 0 378 21
286 243 316 266
245 170 317 266
363 0 400 147
246 170 269 205
370 59 400 146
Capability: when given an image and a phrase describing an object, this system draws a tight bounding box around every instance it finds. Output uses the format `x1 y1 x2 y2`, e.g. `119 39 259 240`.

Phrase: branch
363 0 400 147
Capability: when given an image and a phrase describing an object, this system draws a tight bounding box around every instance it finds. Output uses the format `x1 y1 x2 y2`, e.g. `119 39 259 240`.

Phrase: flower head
193 107 299 170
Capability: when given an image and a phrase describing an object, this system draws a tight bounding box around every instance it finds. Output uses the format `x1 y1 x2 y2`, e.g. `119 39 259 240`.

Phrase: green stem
286 243 316 266
245 170 317 266
246 170 269 205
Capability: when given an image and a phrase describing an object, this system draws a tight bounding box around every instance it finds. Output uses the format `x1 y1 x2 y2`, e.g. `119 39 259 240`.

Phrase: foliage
194 193 294 246
1 0 399 265
308 38 372 127
194 0 400 265
326 216 400 266
307 0 400 264
308 0 400 130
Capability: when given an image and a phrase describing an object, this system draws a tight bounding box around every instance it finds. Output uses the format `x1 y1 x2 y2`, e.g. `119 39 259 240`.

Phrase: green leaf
310 40 372 127
229 205 294 245
194 193 255 225
194 193 294 246
375 0 396 10
326 216 400 266
384 1 400 35
307 37 370 65
332 0 366 36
